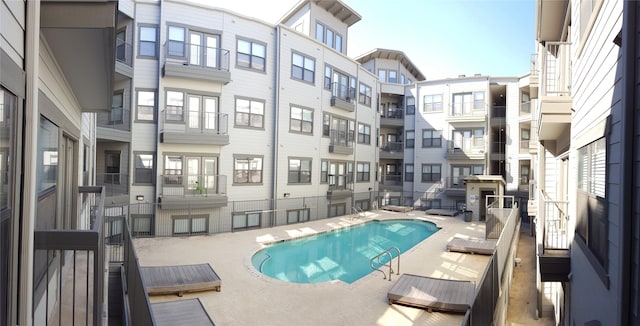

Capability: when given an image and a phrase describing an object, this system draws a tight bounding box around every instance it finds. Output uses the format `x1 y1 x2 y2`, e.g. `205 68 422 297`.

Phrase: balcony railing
520 140 530 151
96 173 129 197
520 101 531 114
33 186 105 326
329 129 353 148
164 41 230 71
115 39 133 66
541 42 571 96
449 102 486 117
97 106 131 131
380 141 403 153
381 174 402 186
160 174 227 197
162 110 229 134
541 197 570 251
491 106 506 118
446 137 485 152
381 109 403 120
444 176 467 189
331 82 355 103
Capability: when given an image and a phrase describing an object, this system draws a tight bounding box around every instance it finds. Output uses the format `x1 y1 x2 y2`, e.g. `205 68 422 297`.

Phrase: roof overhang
280 0 361 27
535 0 569 42
355 48 426 81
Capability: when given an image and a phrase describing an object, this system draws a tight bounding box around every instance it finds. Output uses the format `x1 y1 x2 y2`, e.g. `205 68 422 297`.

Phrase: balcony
520 101 531 116
159 174 228 209
490 141 506 160
33 186 106 325
380 141 403 159
490 106 506 127
445 139 485 160
444 176 466 193
329 82 356 112
96 173 129 203
326 182 353 199
97 107 131 141
446 102 486 123
380 109 404 127
536 0 569 42
530 54 539 99
538 197 571 282
538 42 572 155
328 129 353 155
380 174 402 191
163 42 231 84
520 140 531 154
161 110 229 145
115 39 133 79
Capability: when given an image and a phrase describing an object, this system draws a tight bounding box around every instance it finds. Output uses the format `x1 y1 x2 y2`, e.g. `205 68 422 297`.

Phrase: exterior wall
1 0 25 68
281 3 310 35
568 0 624 324
309 3 348 53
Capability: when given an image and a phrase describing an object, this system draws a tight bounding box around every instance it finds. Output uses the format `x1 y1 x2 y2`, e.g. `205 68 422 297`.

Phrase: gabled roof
354 48 426 81
279 0 362 27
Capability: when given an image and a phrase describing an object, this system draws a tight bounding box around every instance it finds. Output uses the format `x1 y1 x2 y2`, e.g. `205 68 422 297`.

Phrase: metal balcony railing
116 39 133 66
541 197 570 251
331 82 355 103
380 141 403 153
96 173 129 197
162 110 229 134
541 42 571 97
97 106 131 131
491 106 506 118
520 101 531 114
381 174 402 186
164 41 231 71
444 176 467 189
328 180 354 191
160 174 227 197
329 129 353 148
449 101 486 117
33 186 105 326
446 138 485 152
381 109 403 120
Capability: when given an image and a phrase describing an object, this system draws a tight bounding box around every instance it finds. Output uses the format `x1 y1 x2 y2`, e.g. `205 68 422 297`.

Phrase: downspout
271 25 281 224
619 2 636 324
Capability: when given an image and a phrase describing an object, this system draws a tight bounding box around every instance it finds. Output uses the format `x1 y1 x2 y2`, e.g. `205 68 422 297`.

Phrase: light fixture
283 193 290 198
136 195 144 201
368 187 373 191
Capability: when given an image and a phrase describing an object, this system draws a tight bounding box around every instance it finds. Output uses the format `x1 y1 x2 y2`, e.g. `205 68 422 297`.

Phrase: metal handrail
369 246 401 281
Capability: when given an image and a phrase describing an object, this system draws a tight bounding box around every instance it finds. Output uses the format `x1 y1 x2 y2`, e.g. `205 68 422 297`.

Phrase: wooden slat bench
141 263 221 296
446 237 497 255
387 274 475 313
152 298 214 326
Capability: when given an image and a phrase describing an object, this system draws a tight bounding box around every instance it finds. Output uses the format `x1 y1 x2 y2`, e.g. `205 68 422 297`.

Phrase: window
167 26 186 57
165 91 184 121
290 106 313 134
520 163 530 184
354 200 370 211
452 128 484 150
315 23 324 42
423 94 442 112
136 90 155 121
406 130 415 148
335 34 342 52
521 129 531 149
288 158 311 184
237 38 266 71
451 165 483 187
421 164 441 182
134 153 154 184
320 160 328 183
292 52 315 83
111 92 124 124
322 113 330 137
405 164 414 182
422 129 442 148
162 155 218 194
326 114 353 147
406 97 415 115
473 91 485 110
452 91 484 115
234 156 263 184
328 203 346 217
164 155 183 184
232 212 261 230
316 22 342 51
359 83 372 106
325 66 356 101
322 160 350 189
324 66 332 89
138 25 157 57
356 162 370 182
388 70 397 83
400 74 406 84
172 215 208 235
378 69 387 82
235 98 264 128
287 209 310 224
357 123 371 144
577 137 608 271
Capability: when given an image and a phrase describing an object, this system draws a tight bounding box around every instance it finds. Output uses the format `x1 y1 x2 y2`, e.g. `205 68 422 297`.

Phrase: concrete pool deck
134 210 492 325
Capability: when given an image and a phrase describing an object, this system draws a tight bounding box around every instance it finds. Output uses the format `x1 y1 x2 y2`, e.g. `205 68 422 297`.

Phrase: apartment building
531 0 640 324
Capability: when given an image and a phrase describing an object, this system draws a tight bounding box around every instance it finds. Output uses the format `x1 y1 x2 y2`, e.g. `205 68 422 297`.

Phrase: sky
188 0 535 80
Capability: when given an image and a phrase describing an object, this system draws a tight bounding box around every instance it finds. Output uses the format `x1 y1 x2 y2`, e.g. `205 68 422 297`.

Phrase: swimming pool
251 219 439 284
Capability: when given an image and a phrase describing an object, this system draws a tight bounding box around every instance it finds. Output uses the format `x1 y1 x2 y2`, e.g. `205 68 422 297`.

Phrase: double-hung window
292 52 315 83
406 130 415 148
234 156 263 184
288 158 311 184
423 94 442 112
359 83 372 106
235 98 264 128
406 97 415 115
167 26 186 57
356 162 370 182
316 22 343 52
237 38 266 71
422 129 442 148
388 70 397 83
136 90 156 121
405 164 414 182
165 91 184 122
134 153 154 184
357 123 371 144
290 106 313 134
421 164 441 182
138 25 158 57
325 66 355 101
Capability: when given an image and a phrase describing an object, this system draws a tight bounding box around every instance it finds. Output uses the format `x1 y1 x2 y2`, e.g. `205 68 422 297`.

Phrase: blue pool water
251 219 439 284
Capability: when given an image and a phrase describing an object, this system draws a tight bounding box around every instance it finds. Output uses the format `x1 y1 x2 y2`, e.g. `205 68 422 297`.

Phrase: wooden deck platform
387 274 475 313
381 205 413 212
141 263 221 296
424 208 459 217
447 237 497 255
152 299 214 326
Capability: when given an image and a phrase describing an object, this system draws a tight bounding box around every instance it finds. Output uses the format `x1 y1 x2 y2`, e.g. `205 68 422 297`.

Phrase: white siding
1 0 25 68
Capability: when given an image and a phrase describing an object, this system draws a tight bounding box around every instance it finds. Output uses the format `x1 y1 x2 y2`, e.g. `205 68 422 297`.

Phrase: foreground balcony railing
381 109 403 120
329 129 353 148
520 101 531 114
446 138 485 152
97 107 131 131
541 42 571 97
33 186 105 326
444 176 467 189
164 41 230 71
162 110 229 134
381 174 402 186
330 82 355 103
542 199 570 250
380 141 403 153
96 173 129 197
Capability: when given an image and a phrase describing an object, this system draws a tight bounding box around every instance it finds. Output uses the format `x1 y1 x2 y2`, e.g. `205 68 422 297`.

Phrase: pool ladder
370 246 400 281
